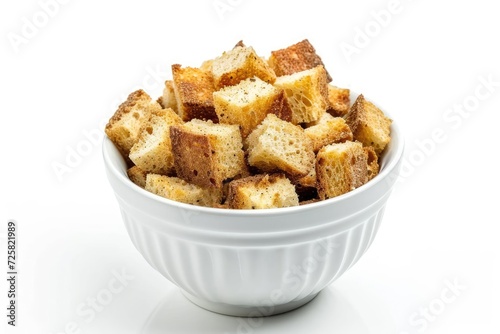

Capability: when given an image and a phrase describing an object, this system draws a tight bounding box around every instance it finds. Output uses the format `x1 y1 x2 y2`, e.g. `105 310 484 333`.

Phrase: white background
1 0 499 333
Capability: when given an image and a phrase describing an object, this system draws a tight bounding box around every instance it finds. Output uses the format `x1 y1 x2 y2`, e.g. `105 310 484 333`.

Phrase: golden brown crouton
364 146 380 181
227 174 299 209
170 119 246 188
326 85 350 117
127 166 148 188
145 174 222 207
304 113 353 152
129 108 183 175
274 66 329 124
158 80 178 112
345 94 392 154
213 77 292 138
105 89 161 158
316 141 368 199
171 64 218 122
211 46 276 89
245 114 315 178
268 39 332 82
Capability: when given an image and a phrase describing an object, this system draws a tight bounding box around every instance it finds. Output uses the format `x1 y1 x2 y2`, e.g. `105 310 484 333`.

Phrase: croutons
127 166 148 188
273 66 329 124
105 90 161 158
304 113 353 152
316 141 368 200
211 46 276 89
364 146 380 181
145 174 222 207
227 174 299 209
326 85 350 117
345 94 392 154
171 64 218 122
158 80 178 112
107 40 393 209
170 119 246 188
213 77 292 137
246 114 315 178
268 39 332 82
129 108 183 175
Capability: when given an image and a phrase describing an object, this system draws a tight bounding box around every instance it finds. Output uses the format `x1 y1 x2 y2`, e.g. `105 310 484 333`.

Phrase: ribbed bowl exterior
118 199 386 307
103 112 403 314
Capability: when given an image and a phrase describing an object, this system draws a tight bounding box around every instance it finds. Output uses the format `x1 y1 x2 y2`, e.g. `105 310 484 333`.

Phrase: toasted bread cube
345 94 392 154
304 113 353 152
129 108 183 175
105 90 160 158
170 119 246 188
316 141 368 199
364 146 380 181
213 77 292 138
200 41 244 72
220 172 248 207
227 174 299 209
171 64 217 122
326 85 350 117
211 46 276 89
268 39 332 82
158 80 178 112
127 166 148 188
274 66 328 124
145 174 222 207
246 114 314 178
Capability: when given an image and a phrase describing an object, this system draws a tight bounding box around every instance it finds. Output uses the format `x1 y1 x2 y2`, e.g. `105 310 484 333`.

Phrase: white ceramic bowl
103 110 404 317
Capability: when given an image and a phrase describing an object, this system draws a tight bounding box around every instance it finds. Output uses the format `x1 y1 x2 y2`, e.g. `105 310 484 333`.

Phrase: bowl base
181 290 319 317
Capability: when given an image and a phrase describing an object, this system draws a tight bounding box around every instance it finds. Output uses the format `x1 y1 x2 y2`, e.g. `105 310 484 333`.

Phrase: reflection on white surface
140 286 370 334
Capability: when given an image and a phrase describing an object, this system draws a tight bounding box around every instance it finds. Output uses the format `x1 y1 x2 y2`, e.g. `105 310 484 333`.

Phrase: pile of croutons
105 39 392 209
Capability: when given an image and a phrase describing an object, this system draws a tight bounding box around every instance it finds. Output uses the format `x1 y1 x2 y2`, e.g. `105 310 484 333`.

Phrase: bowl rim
102 108 404 218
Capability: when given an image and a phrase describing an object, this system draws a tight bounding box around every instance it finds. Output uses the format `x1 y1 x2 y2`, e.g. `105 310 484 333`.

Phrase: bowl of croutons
102 40 404 317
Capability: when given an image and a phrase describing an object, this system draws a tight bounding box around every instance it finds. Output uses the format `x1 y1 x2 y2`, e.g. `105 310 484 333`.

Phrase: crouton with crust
105 89 161 158
273 65 329 124
213 77 292 138
211 46 276 89
344 94 392 154
127 166 148 188
170 119 246 188
227 174 299 209
304 112 353 152
326 85 350 117
158 80 178 112
268 39 332 82
316 141 368 199
364 146 380 181
129 108 183 175
246 114 315 178
145 174 222 207
172 64 218 122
